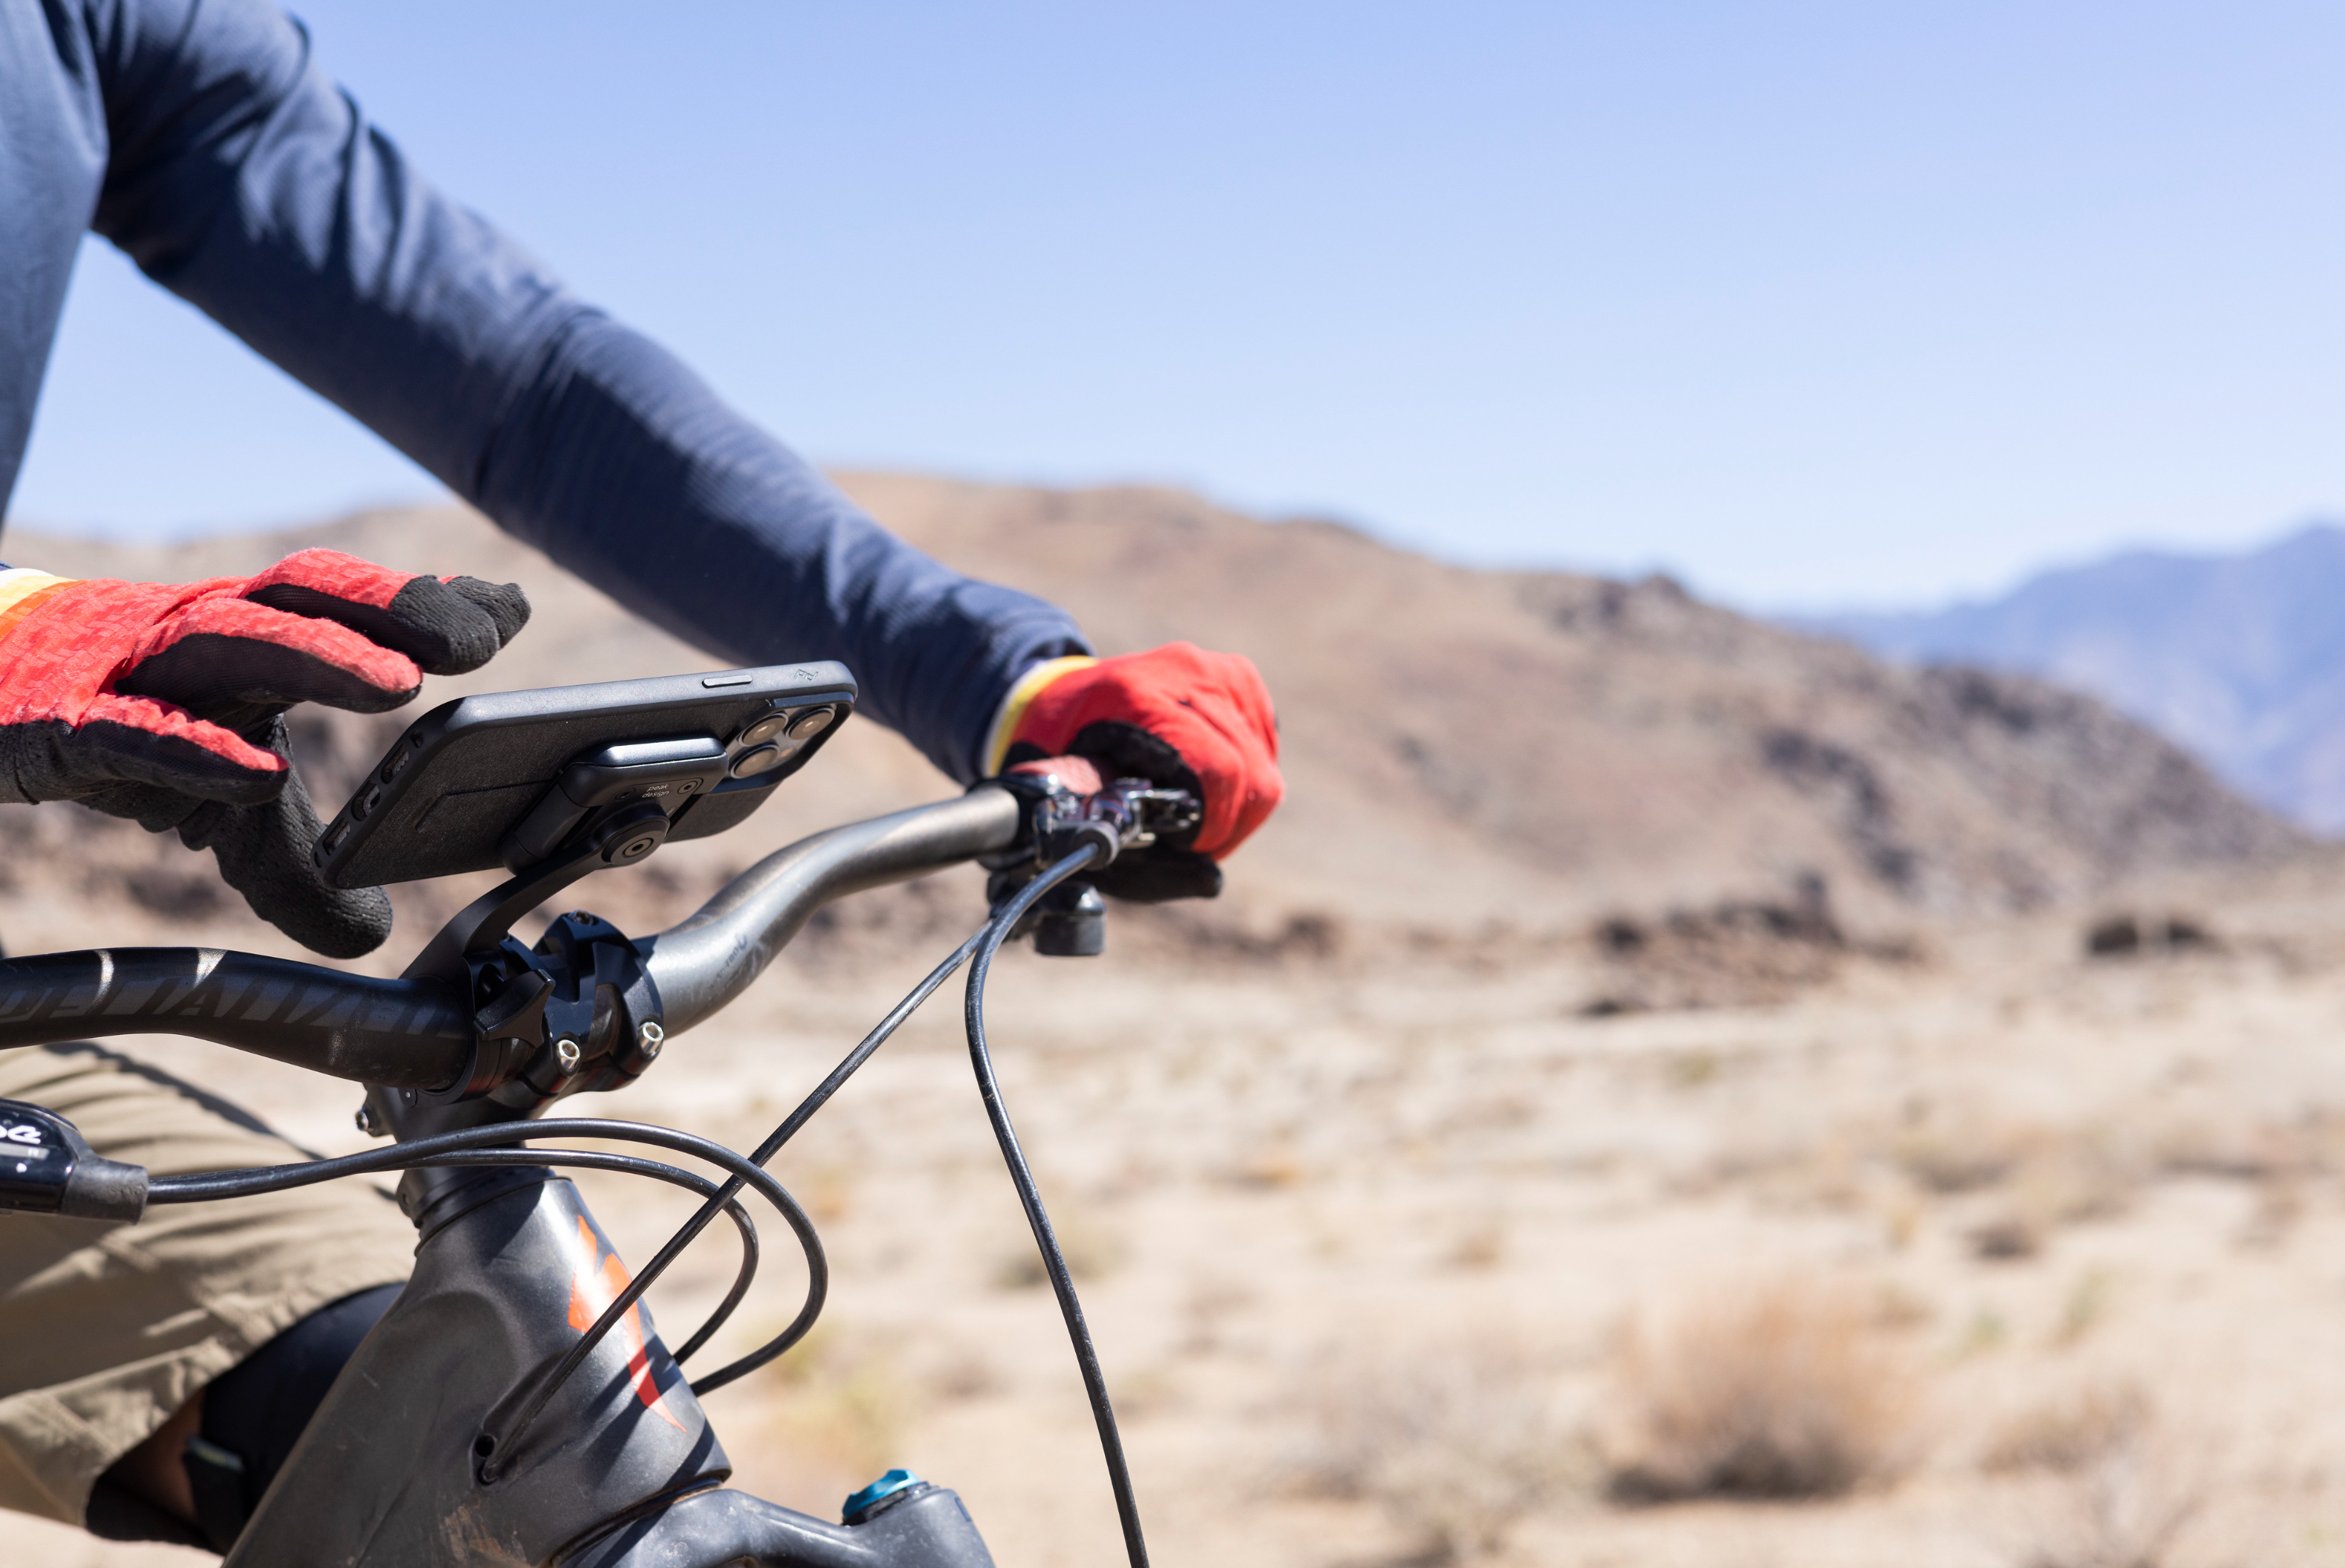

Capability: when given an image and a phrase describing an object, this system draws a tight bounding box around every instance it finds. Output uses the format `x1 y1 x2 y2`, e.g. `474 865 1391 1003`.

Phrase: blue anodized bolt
841 1467 923 1524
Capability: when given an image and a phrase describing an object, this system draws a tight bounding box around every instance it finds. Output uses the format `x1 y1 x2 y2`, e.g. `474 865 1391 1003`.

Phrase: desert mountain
0 476 2300 969
1802 524 2345 832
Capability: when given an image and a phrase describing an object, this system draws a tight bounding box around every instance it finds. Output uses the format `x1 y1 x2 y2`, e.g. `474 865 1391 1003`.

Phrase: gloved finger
1089 848 1224 904
115 596 423 718
1130 652 1279 858
1057 704 1280 860
1007 754 1107 794
175 725 393 957
1180 701 1282 858
1004 644 1282 863
240 549 531 675
444 576 532 652
73 779 205 835
2 693 289 806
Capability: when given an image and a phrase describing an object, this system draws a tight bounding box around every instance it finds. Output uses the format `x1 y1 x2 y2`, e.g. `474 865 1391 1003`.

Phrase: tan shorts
0 1043 415 1526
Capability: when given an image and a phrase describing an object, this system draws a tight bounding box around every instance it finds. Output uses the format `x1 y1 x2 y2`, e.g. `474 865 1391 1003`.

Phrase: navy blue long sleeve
0 0 1089 781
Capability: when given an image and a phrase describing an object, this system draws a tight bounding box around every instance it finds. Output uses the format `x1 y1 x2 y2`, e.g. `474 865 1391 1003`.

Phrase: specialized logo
563 1215 685 1431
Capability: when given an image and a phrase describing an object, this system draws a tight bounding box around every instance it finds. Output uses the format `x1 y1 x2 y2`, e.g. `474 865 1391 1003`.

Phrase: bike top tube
0 784 1026 1091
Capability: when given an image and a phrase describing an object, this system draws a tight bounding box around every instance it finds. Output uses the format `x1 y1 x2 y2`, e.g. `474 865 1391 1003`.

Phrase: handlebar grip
0 1101 147 1222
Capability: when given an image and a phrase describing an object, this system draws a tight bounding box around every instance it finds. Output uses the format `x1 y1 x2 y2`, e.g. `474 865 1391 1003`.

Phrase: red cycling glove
990 641 1282 901
0 549 529 956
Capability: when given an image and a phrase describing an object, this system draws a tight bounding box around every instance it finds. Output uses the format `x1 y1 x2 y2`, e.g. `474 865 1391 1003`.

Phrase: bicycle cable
535 923 990 1409
964 842 1153 1568
154 1145 760 1311
653 926 988 1391
148 1117 823 1483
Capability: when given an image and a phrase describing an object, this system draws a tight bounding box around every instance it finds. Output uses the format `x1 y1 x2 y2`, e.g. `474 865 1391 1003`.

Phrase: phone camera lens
730 744 786 779
737 713 790 747
786 707 834 741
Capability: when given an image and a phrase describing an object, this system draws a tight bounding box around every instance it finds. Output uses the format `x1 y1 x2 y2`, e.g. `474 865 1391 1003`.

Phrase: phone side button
701 674 755 688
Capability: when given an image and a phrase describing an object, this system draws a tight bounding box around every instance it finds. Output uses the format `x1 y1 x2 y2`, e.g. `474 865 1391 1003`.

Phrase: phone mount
384 768 698 1121
361 696 847 1137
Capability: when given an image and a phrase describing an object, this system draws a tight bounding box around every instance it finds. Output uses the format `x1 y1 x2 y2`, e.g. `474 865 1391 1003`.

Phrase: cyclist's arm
76 0 1087 784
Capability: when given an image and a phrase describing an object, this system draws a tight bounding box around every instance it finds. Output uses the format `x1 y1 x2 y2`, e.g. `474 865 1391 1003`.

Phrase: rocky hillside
0 479 2303 972
834 474 2303 927
1801 524 2345 832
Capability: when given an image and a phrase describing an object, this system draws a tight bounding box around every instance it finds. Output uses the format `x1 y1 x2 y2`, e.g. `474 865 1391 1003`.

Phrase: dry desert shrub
2008 1418 2210 1568
1292 1335 1588 1563
1984 1377 2153 1475
1879 1104 2144 1259
1607 1276 1917 1501
1979 1379 2244 1568
2151 1104 2345 1186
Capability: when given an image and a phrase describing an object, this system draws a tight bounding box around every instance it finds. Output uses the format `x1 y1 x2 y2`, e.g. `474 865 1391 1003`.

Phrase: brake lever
980 766 1202 956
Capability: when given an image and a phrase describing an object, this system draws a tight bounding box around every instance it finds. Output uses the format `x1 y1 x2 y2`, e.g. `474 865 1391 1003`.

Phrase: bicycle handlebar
0 784 1027 1093
0 948 472 1089
644 784 1022 1033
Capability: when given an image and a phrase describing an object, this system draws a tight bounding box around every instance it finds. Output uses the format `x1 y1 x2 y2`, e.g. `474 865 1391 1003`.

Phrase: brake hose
965 843 1153 1568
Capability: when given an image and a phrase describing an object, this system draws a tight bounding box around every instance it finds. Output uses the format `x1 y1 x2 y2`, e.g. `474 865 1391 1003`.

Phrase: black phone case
315 663 857 888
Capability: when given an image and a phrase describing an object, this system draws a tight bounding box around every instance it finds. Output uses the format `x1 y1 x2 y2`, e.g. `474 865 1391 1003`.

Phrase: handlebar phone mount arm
371 801 677 1144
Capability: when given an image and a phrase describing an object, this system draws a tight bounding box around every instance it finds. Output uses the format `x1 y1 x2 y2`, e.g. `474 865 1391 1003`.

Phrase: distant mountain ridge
1800 524 2345 831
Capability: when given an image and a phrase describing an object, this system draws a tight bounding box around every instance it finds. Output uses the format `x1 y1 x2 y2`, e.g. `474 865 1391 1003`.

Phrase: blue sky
15 1 2345 611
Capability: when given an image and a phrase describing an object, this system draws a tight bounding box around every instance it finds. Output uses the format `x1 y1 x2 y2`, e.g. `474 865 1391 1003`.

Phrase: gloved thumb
176 766 395 959
72 716 393 956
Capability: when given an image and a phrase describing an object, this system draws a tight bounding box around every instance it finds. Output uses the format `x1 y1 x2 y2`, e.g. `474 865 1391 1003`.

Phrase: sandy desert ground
20 852 2345 1566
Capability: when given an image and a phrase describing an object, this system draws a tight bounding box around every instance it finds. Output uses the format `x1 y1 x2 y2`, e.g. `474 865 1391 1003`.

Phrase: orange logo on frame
565 1215 686 1431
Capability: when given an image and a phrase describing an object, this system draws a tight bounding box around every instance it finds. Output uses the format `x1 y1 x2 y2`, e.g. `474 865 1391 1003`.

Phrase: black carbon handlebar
0 785 1026 1092
0 949 472 1089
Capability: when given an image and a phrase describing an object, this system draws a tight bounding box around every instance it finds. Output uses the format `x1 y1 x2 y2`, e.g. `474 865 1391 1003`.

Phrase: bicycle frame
224 1171 993 1566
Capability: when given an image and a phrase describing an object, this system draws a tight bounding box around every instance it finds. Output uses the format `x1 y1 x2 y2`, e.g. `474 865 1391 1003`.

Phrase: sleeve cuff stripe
0 571 78 636
982 655 1098 776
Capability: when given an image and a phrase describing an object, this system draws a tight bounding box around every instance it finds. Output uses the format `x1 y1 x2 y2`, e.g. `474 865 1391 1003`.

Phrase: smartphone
313 663 857 888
